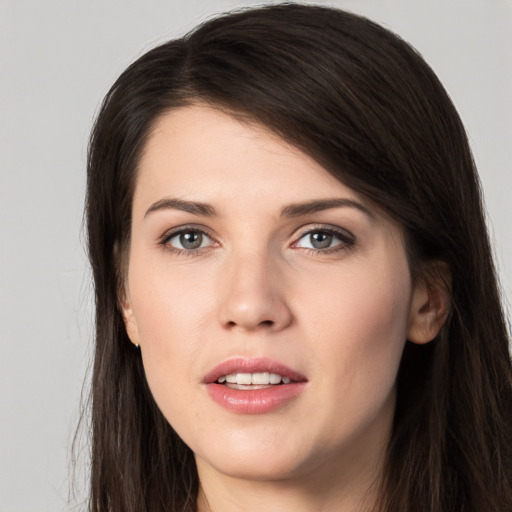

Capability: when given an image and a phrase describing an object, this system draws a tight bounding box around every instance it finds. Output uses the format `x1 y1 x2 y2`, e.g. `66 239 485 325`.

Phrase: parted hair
84 3 512 511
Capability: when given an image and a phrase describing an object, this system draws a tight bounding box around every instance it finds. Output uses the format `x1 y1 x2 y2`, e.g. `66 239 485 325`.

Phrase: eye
162 228 215 252
293 227 354 252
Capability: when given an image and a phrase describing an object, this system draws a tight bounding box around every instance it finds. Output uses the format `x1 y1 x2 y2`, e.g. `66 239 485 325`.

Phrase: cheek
299 259 411 421
127 259 214 418
300 253 411 336
339 272 410 356
129 252 213 346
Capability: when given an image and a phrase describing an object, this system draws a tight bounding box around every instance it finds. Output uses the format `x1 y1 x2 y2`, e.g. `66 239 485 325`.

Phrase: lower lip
205 382 307 414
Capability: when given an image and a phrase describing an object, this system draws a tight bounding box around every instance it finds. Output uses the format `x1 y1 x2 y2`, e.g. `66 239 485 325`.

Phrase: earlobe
407 264 451 345
120 288 141 348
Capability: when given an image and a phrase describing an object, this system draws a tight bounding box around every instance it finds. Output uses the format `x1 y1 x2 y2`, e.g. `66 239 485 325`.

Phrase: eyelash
158 225 218 257
158 224 356 257
291 225 356 255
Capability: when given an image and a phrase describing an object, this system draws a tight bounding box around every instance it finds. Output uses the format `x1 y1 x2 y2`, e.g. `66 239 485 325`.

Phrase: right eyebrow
144 198 218 218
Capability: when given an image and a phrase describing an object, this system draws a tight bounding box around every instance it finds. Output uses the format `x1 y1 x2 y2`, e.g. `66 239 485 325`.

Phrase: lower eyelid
156 235 211 259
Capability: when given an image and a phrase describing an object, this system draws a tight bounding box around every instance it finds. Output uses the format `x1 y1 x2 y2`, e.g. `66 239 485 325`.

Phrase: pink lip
202 357 307 384
203 357 308 415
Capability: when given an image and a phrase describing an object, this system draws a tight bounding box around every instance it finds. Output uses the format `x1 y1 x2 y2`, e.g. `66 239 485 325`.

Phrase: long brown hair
84 4 512 511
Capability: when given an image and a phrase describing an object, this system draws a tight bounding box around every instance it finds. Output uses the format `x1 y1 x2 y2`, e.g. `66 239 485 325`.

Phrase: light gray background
1 1 510 510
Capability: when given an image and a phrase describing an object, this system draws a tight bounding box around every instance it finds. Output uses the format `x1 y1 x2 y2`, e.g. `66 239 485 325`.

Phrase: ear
407 262 451 345
119 286 141 348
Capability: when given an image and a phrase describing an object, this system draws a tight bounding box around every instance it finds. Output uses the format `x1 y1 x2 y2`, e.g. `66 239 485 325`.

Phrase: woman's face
122 104 426 485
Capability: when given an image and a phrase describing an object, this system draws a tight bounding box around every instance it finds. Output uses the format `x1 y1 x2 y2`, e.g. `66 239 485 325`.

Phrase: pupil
180 232 202 249
311 232 332 249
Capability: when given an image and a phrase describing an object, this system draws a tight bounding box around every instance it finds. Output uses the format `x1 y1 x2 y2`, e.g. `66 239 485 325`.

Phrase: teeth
252 372 269 385
269 373 282 384
237 373 252 385
218 372 291 385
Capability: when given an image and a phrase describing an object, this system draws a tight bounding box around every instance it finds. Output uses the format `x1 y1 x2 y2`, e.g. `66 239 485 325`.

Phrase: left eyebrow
280 198 374 219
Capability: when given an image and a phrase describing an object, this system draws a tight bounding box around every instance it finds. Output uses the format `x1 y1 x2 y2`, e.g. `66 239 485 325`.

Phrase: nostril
225 319 275 329
219 290 293 331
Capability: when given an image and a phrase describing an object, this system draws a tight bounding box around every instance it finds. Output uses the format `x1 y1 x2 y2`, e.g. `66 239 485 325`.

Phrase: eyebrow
280 198 374 218
144 197 373 220
144 198 217 218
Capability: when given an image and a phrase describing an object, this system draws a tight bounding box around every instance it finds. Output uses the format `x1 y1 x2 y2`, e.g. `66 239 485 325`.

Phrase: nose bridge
218 245 292 331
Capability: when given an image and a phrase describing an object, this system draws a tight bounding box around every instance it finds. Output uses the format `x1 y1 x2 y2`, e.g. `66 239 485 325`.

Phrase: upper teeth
217 372 291 385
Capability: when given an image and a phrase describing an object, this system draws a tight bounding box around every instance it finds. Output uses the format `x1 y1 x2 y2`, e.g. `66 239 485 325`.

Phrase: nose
217 250 293 332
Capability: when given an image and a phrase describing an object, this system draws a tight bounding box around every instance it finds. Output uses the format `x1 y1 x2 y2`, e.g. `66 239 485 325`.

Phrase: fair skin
121 104 446 512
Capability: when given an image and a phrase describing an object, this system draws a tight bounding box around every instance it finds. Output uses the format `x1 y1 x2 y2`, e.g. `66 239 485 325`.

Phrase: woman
85 3 512 511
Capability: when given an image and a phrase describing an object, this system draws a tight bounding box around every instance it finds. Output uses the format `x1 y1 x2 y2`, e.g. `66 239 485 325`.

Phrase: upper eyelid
159 224 216 243
292 224 355 241
159 227 219 257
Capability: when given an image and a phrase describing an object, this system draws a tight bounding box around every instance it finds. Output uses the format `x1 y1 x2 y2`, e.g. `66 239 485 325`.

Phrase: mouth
203 357 307 386
203 357 307 414
217 371 293 390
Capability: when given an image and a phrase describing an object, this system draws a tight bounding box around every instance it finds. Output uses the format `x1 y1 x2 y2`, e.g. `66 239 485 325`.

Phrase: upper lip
202 357 308 384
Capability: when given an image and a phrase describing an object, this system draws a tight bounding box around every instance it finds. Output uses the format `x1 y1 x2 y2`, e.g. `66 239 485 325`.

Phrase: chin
194 434 311 482
202 457 304 482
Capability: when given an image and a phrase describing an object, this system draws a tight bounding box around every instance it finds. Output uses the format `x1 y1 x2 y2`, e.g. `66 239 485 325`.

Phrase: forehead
134 104 366 214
